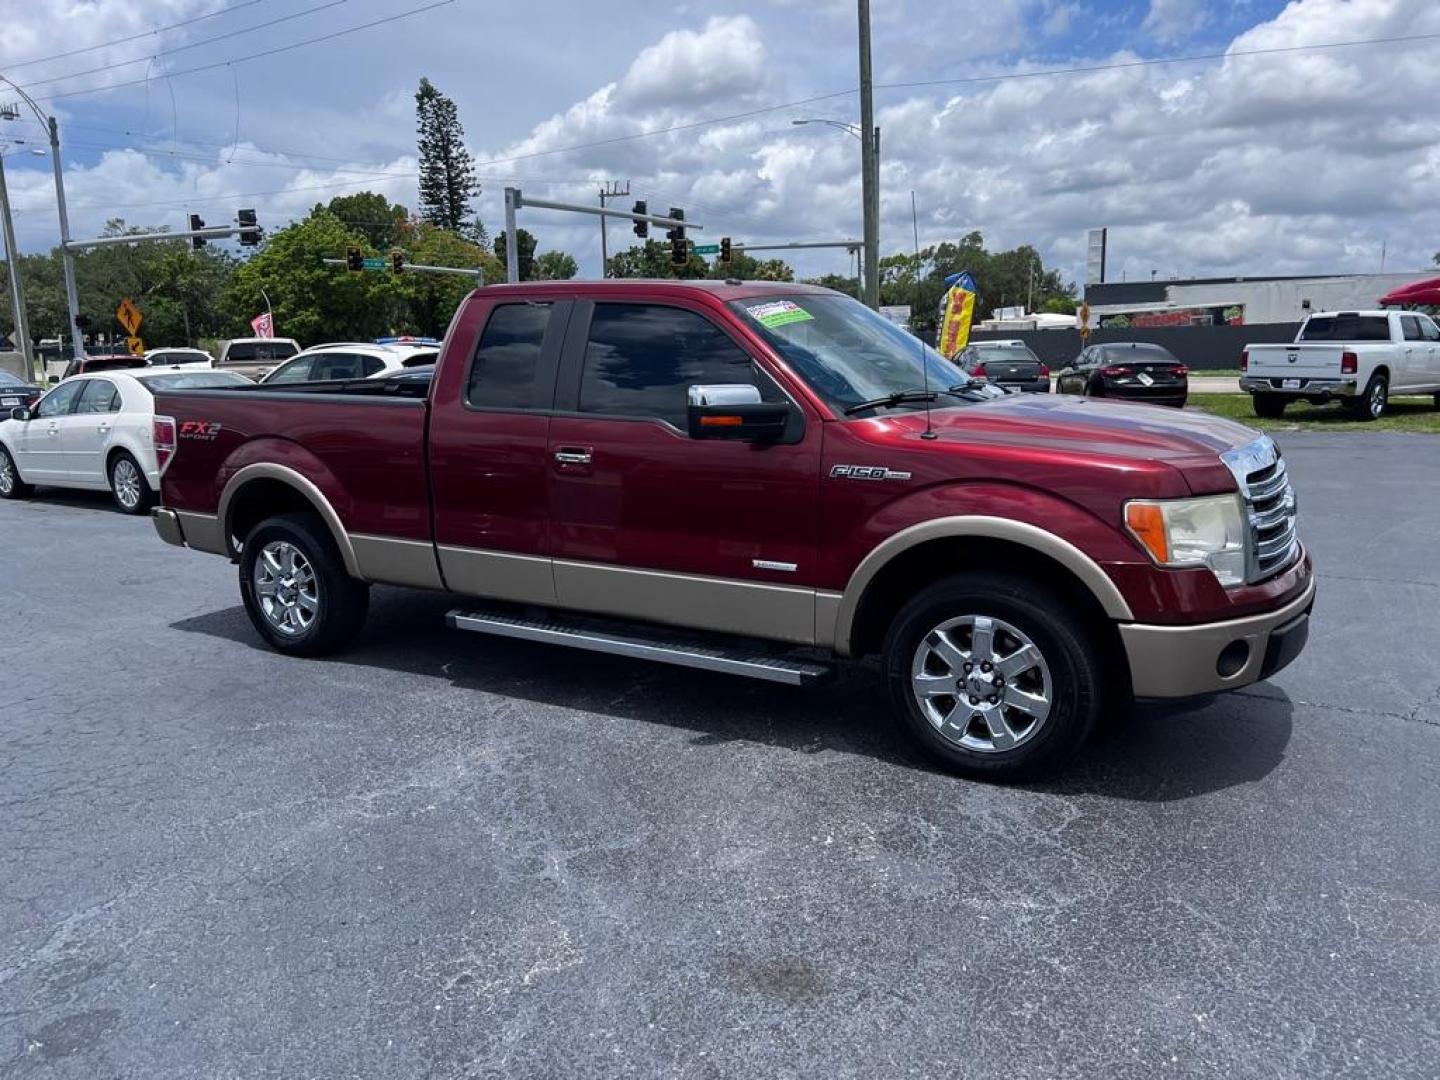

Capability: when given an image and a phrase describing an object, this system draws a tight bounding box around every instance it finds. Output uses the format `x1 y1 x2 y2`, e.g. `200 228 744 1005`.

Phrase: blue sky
3 0 1438 291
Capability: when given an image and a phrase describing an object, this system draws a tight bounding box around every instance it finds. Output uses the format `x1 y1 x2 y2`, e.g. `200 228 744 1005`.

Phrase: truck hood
883 394 1258 493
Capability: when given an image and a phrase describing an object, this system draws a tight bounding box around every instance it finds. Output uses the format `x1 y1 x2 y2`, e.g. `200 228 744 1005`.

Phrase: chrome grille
1222 436 1300 583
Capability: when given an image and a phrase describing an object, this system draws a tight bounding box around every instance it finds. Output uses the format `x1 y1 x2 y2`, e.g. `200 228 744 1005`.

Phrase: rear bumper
151 507 227 555
1119 577 1315 698
1241 376 1359 397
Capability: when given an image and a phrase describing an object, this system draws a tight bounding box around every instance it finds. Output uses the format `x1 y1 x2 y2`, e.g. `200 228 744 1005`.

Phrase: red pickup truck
150 281 1313 779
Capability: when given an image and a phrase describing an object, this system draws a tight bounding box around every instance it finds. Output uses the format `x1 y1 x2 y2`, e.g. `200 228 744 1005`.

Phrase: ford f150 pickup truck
1241 309 1440 420
149 281 1314 779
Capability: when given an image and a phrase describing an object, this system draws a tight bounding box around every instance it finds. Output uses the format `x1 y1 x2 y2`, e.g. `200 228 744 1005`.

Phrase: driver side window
36 380 85 418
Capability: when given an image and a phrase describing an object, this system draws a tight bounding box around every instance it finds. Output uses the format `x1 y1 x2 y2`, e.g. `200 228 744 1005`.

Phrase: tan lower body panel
351 533 444 590
814 591 842 651
176 511 226 556
1119 578 1315 698
552 559 816 645
438 545 557 605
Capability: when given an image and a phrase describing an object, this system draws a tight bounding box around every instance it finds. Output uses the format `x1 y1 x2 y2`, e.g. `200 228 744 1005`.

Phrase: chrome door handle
97 424 110 433
553 450 592 465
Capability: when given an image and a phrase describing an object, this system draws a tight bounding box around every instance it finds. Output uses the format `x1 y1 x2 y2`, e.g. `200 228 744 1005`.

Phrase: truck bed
154 379 434 542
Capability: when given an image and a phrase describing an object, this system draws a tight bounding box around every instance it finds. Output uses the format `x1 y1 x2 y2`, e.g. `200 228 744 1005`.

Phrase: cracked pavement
1 432 1438 1078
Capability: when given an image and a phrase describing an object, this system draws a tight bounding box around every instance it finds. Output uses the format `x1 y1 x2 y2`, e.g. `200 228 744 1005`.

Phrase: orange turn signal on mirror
700 415 744 427
1125 502 1170 564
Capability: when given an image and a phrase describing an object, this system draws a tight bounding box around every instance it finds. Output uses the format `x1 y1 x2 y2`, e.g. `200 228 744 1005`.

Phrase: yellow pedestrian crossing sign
116 297 143 337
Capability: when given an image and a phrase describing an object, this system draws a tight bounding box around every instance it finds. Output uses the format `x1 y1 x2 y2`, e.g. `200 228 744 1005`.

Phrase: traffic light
671 236 688 267
390 249 405 275
632 200 648 238
345 246 364 273
237 208 260 247
189 214 205 250
666 207 686 242
719 237 732 263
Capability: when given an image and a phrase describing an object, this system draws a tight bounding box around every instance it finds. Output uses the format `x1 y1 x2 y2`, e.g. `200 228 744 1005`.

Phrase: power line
1 0 272 72
28 0 459 104
17 0 352 92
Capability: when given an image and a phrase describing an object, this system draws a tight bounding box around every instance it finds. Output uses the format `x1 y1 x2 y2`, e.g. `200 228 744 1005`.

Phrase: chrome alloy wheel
909 615 1053 753
253 540 319 636
0 452 14 495
1368 379 1387 418
112 457 142 509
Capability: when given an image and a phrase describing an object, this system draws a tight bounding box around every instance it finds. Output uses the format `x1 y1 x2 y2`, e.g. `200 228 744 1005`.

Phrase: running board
445 606 833 686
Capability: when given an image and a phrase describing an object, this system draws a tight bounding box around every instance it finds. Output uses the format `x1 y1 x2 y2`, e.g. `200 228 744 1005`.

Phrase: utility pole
48 118 83 359
598 180 629 278
858 0 880 309
0 152 36 381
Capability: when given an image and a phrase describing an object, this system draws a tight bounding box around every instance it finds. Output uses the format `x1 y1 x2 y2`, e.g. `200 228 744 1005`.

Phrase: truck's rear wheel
1347 373 1387 420
1252 393 1286 418
239 512 369 656
883 572 1104 781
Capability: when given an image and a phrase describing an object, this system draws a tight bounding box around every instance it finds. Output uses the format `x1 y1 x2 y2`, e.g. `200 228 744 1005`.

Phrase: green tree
492 228 537 280
705 252 794 281
532 250 579 281
803 272 861 297
415 77 480 236
326 192 408 250
394 219 500 336
608 239 708 279
224 208 399 344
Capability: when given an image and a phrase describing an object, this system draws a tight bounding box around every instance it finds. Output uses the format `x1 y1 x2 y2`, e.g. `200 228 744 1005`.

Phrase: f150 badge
831 464 912 481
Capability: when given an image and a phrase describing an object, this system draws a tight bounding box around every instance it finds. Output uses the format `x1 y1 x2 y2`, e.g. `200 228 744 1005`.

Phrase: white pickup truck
1240 310 1440 420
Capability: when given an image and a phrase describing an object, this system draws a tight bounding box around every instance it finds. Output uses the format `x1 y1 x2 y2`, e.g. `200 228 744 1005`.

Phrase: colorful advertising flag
937 271 978 358
250 312 274 338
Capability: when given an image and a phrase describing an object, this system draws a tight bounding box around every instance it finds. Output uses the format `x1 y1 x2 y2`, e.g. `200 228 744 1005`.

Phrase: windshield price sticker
747 300 814 329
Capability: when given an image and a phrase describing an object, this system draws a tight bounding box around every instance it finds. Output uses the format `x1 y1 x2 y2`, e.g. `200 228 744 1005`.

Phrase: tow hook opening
1216 639 1250 678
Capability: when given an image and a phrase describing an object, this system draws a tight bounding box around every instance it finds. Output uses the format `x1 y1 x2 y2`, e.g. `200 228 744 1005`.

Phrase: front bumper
1119 577 1315 698
1241 376 1358 397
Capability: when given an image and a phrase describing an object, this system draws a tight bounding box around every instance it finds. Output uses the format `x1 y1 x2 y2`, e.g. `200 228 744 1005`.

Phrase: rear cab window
466 302 562 410
1299 315 1393 341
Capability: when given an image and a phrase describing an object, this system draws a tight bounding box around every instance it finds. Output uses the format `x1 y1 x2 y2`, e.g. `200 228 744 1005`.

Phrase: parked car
259 342 440 385
0 368 250 514
145 347 213 367
214 337 302 381
0 369 44 411
148 280 1313 781
955 340 1050 392
1241 310 1440 419
1055 342 1189 407
60 354 148 381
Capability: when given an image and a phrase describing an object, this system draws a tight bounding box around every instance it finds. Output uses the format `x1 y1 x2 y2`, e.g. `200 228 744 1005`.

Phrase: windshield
727 294 984 415
0 371 27 387
975 344 1041 363
136 372 252 391
148 351 210 366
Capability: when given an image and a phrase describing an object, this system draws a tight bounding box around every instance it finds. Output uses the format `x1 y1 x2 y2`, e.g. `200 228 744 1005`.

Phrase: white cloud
615 16 772 111
1143 0 1205 44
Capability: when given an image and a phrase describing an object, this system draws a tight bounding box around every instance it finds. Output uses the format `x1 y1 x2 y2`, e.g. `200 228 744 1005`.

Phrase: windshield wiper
842 389 938 415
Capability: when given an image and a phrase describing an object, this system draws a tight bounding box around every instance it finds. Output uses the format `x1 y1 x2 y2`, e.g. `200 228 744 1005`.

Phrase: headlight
1125 494 1246 587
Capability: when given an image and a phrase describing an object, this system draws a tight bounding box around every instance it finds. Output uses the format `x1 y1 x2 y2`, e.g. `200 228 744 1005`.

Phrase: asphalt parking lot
2 432 1438 1079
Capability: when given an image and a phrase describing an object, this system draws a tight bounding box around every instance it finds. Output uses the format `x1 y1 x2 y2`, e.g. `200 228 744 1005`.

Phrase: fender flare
216 462 364 579
830 515 1134 655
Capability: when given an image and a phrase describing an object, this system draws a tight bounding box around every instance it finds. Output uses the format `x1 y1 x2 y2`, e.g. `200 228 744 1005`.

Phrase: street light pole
0 151 37 381
47 117 84 359
858 0 880 310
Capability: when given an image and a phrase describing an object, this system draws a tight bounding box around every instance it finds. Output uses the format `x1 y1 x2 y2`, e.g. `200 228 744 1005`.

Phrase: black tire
1346 373 1388 420
1252 393 1286 418
0 445 33 499
883 572 1106 781
1085 379 1104 398
108 451 154 515
238 512 369 657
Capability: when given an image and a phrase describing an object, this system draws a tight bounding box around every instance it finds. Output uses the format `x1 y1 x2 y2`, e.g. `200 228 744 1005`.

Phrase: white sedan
0 368 250 514
259 341 439 385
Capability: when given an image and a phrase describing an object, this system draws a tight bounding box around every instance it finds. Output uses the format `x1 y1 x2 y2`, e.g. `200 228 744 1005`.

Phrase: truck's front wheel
884 573 1104 780
239 512 369 657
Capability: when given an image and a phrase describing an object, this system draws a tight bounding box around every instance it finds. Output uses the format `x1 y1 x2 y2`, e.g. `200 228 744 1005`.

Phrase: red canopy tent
1379 276 1440 307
